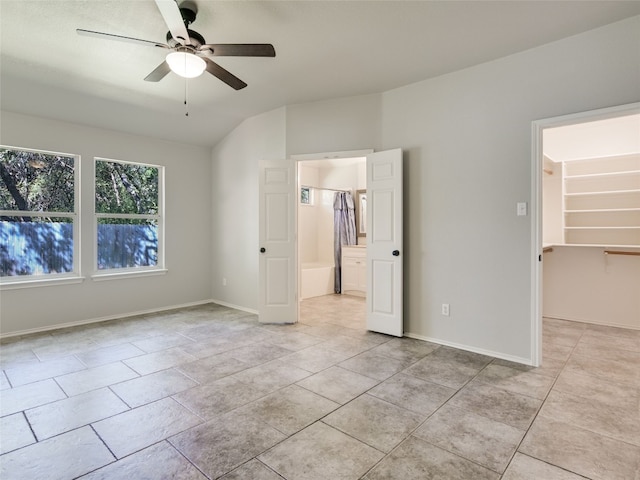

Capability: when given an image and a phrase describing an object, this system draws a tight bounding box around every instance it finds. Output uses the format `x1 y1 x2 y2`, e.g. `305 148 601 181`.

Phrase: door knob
260 247 266 253
392 250 400 256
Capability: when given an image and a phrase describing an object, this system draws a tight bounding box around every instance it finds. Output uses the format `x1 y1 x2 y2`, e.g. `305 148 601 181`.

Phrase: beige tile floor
0 294 638 479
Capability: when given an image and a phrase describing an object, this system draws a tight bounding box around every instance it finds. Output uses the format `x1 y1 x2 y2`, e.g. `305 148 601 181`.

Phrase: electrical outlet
442 303 450 316
222 278 227 286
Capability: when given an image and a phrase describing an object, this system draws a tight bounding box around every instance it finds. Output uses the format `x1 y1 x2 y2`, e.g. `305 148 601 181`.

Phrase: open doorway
532 102 640 365
296 156 367 331
259 149 403 335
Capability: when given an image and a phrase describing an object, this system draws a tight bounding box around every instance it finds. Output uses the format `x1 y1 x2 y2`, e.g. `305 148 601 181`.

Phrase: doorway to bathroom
258 148 403 336
297 155 367 331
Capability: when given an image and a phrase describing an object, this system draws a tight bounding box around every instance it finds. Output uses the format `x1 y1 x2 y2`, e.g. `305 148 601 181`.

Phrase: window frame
92 157 165 280
0 145 82 289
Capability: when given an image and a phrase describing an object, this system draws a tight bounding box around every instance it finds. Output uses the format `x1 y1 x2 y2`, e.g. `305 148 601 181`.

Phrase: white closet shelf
554 155 640 247
565 169 640 179
564 189 640 197
564 226 640 230
565 208 640 213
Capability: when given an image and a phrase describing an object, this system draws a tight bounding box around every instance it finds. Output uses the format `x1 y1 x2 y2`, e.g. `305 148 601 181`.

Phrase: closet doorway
532 102 640 365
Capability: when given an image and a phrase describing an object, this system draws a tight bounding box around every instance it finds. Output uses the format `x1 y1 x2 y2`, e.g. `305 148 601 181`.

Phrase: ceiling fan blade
77 29 168 49
200 44 276 57
154 0 191 45
144 61 172 82
204 58 247 90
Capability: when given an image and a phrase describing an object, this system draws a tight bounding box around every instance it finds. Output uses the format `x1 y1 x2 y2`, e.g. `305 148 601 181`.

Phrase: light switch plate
517 202 527 216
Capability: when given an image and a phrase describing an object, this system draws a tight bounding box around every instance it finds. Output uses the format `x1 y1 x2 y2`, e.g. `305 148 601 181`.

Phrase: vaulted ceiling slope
2 1 639 147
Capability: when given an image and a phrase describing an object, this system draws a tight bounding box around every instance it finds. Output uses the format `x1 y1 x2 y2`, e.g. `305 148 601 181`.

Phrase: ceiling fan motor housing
166 28 205 49
164 5 201 48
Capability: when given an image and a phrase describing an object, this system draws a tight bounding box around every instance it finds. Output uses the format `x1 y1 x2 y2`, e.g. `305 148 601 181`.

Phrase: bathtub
300 262 335 299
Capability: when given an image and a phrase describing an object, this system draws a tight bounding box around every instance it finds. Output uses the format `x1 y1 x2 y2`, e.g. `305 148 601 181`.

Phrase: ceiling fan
77 0 275 90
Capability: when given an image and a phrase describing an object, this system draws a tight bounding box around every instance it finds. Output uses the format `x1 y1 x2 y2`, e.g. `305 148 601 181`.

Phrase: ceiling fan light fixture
166 51 206 78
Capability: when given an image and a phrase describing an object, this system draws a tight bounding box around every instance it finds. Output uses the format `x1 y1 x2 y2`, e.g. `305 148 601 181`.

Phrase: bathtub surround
301 263 335 300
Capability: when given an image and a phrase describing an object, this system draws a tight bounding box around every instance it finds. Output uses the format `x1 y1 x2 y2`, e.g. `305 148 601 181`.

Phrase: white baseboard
211 299 258 316
404 332 534 367
543 313 639 331
0 299 215 339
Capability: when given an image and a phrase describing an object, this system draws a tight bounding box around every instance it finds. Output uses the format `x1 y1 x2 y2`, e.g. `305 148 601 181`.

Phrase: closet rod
604 250 640 256
302 185 350 193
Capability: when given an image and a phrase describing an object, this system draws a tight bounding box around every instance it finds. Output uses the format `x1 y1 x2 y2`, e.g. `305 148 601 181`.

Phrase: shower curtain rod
302 185 351 193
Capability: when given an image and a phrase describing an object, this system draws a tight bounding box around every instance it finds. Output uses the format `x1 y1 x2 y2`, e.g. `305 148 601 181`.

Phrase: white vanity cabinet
341 246 366 296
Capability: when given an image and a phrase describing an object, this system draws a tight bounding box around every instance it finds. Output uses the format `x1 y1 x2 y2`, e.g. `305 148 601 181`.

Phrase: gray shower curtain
333 191 357 293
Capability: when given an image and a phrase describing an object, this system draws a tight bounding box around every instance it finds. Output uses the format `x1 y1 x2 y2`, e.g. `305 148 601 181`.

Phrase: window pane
97 218 158 270
301 187 310 204
95 160 159 215
0 148 74 212
0 217 74 277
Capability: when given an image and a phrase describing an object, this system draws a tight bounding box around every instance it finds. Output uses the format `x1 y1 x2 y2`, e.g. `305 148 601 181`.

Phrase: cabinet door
342 256 359 291
357 261 367 291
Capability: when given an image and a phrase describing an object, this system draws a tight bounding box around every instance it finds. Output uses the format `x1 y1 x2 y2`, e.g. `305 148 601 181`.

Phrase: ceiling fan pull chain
184 76 189 117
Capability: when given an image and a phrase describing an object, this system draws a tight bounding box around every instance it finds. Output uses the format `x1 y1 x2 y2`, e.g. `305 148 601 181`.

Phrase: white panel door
366 149 403 336
258 160 297 324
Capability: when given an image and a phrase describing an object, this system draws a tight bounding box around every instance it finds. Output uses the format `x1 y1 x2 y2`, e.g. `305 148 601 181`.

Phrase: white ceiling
544 113 640 162
2 1 639 147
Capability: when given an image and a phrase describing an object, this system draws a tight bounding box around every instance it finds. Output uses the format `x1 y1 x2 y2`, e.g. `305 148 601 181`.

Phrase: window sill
0 275 85 291
91 268 168 282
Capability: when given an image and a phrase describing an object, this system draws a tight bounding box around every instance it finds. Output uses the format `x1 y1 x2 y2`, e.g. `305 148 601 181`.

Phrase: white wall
381 16 640 361
286 94 382 155
0 111 213 335
542 159 563 245
299 164 321 264
319 163 361 191
314 189 336 263
543 246 640 329
210 108 286 312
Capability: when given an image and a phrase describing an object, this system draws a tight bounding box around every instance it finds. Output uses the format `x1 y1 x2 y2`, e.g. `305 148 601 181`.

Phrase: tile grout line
360 356 504 478
504 323 587 477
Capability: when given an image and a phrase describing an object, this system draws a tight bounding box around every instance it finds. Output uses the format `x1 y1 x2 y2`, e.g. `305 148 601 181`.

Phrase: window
0 146 79 282
300 186 312 205
94 158 163 273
